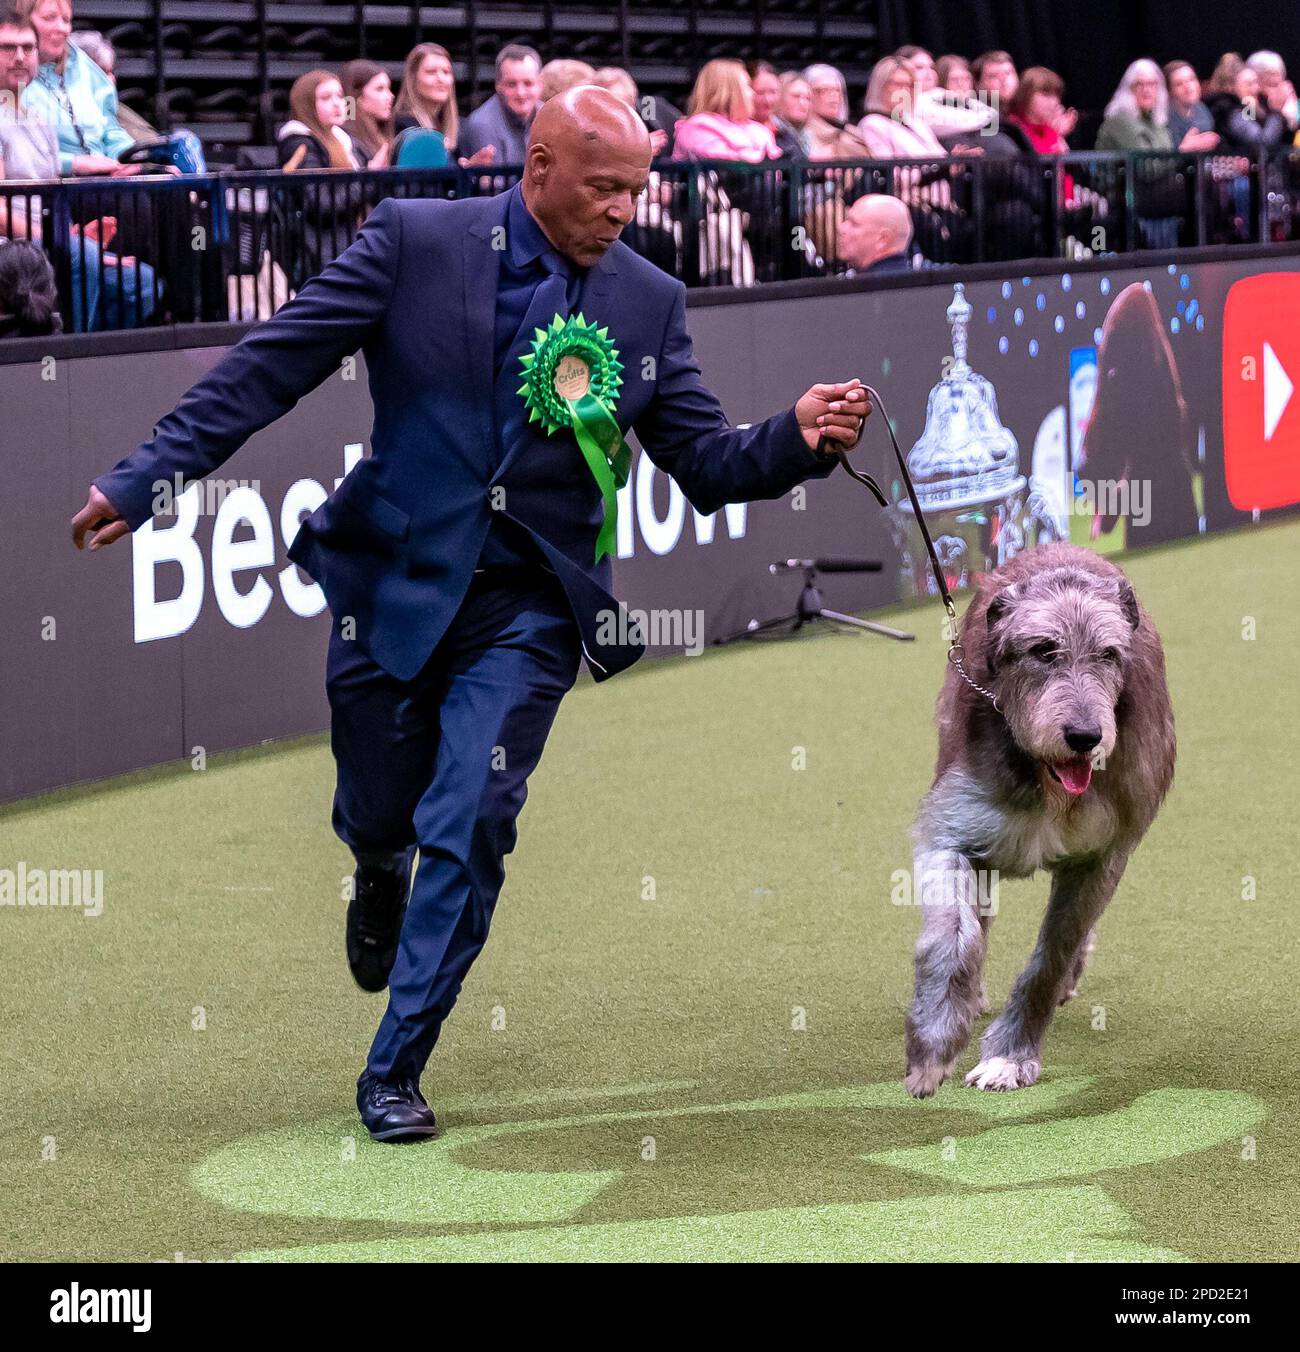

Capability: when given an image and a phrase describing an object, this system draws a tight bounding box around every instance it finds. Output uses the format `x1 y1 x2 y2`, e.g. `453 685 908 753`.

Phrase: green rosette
517 313 632 564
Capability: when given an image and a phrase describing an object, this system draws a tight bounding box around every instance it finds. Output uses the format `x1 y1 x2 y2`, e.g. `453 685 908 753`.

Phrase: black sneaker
346 857 413 992
356 1070 438 1142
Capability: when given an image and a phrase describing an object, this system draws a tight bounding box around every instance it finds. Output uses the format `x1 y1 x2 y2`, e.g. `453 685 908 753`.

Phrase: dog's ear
983 584 1018 674
1116 579 1140 629
984 584 1018 632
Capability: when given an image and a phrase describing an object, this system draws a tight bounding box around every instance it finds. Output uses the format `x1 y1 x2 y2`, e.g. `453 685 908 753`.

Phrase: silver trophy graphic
889 283 1046 599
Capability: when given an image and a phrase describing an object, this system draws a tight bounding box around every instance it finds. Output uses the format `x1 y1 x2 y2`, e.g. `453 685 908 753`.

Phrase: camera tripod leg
818 608 914 641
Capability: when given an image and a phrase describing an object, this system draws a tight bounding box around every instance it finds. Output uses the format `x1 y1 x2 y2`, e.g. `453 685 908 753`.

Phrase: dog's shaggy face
984 565 1140 799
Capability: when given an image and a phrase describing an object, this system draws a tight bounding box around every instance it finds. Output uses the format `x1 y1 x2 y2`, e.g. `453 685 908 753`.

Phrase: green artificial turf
2 520 1297 1262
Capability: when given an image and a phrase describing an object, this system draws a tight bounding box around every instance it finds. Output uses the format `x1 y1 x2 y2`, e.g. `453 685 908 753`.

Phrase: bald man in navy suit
74 87 871 1141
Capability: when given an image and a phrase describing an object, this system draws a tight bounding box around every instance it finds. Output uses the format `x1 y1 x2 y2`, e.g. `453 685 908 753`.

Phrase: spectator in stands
859 55 975 262
900 43 994 139
0 7 54 194
342 60 395 167
859 54 973 194
937 55 973 95
777 71 813 154
458 43 542 164
747 59 803 158
938 55 1017 152
1246 50 1299 135
67 30 151 141
672 60 783 287
393 43 458 148
930 52 1041 259
1204 56 1288 150
1097 60 1208 249
590 66 673 155
392 42 493 167
836 193 915 275
802 62 868 158
1095 60 1177 150
0 237 58 335
896 45 937 90
0 8 153 329
1007 66 1076 159
66 27 203 174
278 70 382 172
976 50 1079 147
671 59 780 161
276 71 374 290
1239 53 1296 240
1007 67 1102 237
540 59 594 104
1164 61 1218 149
859 55 946 160
972 49 1019 116
15 0 142 176
1200 55 1260 236
1206 51 1242 96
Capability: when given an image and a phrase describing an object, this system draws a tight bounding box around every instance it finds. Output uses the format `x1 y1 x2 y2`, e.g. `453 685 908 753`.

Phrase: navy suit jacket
94 191 836 682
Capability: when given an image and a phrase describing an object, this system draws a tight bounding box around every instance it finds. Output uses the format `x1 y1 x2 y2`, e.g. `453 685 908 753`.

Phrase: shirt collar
506 183 557 270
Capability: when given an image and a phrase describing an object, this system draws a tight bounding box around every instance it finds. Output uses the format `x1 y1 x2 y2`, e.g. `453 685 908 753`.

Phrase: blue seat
392 128 449 169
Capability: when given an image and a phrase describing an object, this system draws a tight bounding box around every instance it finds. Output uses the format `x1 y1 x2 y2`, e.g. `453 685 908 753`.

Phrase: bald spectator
458 43 542 163
836 194 916 275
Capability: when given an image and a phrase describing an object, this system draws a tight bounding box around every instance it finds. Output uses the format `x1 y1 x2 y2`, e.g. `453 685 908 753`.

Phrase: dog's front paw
905 1058 955 1098
964 1055 1041 1091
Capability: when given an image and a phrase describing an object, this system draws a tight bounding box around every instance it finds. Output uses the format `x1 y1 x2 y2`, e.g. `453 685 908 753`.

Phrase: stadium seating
76 0 881 161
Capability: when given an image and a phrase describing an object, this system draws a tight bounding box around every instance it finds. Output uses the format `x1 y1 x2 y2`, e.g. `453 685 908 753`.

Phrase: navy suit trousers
326 570 582 1081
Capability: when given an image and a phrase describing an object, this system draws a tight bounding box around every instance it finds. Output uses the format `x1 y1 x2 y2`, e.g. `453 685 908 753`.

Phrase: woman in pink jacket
671 59 781 284
856 54 980 260
672 59 781 161
858 54 955 205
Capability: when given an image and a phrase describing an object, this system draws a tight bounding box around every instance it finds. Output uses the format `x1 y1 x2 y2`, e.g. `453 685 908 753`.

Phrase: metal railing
4 148 1300 333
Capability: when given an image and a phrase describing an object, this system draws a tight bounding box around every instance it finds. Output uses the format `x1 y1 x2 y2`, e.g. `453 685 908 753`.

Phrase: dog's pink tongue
1055 758 1093 795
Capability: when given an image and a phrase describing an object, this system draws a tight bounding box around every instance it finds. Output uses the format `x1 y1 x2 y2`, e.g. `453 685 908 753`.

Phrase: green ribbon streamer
568 391 631 564
517 313 633 563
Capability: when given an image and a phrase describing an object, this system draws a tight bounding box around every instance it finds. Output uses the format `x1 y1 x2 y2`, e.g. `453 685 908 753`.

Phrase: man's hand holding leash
796 378 871 452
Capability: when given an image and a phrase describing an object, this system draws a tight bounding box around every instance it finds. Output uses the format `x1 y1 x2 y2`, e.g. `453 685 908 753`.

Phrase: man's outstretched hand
71 485 129 551
796 379 871 453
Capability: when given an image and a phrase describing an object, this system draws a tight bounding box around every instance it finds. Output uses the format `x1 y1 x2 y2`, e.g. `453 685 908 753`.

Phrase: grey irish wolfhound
905 542 1176 1096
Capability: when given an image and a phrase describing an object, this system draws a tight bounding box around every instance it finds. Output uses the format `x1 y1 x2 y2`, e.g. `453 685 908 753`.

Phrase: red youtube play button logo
1222 273 1300 511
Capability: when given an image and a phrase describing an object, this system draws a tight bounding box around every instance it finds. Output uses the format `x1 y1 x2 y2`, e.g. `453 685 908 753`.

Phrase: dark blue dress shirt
478 187 586 570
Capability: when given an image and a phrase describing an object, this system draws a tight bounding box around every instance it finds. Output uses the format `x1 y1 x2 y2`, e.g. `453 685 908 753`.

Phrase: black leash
830 384 1001 712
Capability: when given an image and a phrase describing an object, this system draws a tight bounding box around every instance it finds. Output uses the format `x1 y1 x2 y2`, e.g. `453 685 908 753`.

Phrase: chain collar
943 598 1002 714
